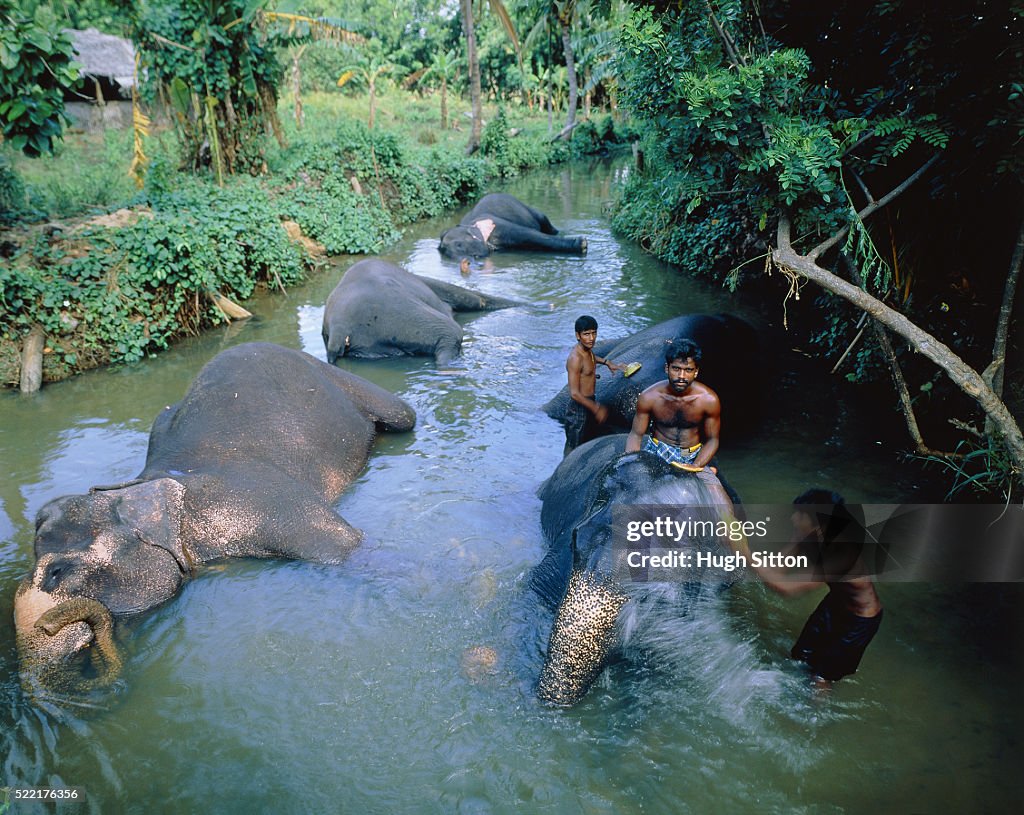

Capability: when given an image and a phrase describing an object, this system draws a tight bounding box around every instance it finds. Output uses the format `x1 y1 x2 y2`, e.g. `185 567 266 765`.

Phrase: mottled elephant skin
13 342 415 697
322 258 520 365
543 313 760 443
438 193 587 258
531 436 731 706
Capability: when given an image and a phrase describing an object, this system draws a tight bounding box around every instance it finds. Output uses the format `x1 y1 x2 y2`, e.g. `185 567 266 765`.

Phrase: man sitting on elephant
626 338 721 471
625 338 740 506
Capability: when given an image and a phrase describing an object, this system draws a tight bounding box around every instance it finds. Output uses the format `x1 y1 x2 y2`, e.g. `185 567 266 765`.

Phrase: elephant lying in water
532 435 735 705
322 258 521 366
438 193 587 259
13 342 415 697
543 313 760 443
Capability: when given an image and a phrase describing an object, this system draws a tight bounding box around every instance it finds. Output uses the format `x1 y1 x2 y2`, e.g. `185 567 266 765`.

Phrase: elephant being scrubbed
322 258 521 366
532 435 735 706
13 342 415 696
438 193 587 259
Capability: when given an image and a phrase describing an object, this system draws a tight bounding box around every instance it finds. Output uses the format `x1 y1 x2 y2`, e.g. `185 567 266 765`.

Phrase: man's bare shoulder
694 382 721 406
566 345 585 371
637 379 668 405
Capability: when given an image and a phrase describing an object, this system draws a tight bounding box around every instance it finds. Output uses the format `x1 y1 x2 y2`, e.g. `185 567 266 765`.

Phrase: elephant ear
111 478 191 572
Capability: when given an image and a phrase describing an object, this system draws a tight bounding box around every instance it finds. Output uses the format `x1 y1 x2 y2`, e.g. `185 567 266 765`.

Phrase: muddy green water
1 159 1021 814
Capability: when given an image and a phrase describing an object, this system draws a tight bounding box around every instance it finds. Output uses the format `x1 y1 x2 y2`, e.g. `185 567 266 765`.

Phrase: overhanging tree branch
775 215 1024 473
809 154 940 261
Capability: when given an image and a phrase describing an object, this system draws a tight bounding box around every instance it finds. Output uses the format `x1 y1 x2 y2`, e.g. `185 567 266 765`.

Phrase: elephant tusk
36 597 123 684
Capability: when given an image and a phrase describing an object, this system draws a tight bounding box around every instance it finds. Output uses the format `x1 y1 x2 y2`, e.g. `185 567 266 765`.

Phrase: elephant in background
438 193 587 259
322 258 521 366
543 313 760 444
531 435 735 706
13 342 415 699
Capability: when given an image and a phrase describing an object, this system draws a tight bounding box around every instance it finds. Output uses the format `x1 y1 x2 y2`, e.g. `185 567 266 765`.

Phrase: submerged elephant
543 313 760 444
531 435 735 705
13 342 415 697
438 193 587 259
322 258 521 366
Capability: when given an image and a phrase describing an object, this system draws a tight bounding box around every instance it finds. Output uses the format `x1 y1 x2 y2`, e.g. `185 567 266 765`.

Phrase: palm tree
416 48 459 130
337 52 395 129
461 0 520 154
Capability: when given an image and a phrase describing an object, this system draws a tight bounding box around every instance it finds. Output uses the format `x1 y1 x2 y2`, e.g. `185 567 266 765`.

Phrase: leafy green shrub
1 177 306 366
481 108 557 177
0 5 80 156
0 155 28 223
569 114 637 157
270 119 485 249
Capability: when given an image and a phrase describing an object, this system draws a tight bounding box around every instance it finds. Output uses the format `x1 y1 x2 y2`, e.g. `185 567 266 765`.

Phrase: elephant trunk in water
30 597 122 687
536 570 628 705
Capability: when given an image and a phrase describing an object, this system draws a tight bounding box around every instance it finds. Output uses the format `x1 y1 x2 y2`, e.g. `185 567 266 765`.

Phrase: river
1 158 1020 813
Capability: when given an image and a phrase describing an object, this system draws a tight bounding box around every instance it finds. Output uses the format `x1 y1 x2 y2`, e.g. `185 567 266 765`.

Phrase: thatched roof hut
64 27 136 100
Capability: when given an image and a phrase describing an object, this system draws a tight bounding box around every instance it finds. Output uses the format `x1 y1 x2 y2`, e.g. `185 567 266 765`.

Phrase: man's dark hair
794 488 852 555
575 315 598 333
794 488 845 506
665 337 701 366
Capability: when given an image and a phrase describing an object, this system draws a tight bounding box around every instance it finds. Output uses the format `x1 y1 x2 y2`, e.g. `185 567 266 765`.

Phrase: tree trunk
775 216 1024 473
560 19 578 139
368 77 376 129
462 0 482 154
291 50 304 130
989 199 1024 399
440 77 448 130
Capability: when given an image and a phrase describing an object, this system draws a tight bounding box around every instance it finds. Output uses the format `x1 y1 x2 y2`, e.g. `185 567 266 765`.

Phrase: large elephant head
14 477 190 692
438 225 490 259
533 438 730 705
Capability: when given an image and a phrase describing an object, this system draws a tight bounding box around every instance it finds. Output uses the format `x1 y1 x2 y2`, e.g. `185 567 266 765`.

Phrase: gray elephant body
14 342 415 694
438 193 587 258
543 313 760 442
532 435 733 705
322 258 520 365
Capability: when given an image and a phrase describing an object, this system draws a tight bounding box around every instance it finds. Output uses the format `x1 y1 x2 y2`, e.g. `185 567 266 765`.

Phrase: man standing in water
729 489 884 685
564 315 625 455
625 338 721 471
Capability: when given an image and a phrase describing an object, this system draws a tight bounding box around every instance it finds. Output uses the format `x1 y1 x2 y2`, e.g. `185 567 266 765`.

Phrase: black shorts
791 593 882 681
563 398 596 455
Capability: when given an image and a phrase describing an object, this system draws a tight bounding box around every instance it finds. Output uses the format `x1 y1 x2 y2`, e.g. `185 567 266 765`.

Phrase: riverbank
0 91 633 388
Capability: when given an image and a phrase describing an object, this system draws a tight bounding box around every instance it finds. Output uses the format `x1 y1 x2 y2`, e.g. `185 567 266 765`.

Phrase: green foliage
270 119 484 252
5 127 139 220
0 154 29 223
1 175 306 365
0 4 80 157
569 114 637 157
137 0 284 175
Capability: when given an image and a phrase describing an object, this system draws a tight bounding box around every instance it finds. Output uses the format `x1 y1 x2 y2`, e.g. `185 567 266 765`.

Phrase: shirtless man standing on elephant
625 338 720 471
564 315 624 456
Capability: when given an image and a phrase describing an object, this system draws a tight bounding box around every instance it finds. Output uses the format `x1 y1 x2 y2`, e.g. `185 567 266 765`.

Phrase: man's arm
723 529 823 597
693 394 721 468
625 393 653 452
594 353 625 375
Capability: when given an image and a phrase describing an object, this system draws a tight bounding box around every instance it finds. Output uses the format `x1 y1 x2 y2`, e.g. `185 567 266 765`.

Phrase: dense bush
270 120 484 252
0 178 305 372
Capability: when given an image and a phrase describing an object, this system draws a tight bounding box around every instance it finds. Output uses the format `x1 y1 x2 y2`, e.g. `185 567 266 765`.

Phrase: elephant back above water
532 435 734 706
438 193 587 258
543 313 760 442
14 342 415 700
322 258 520 365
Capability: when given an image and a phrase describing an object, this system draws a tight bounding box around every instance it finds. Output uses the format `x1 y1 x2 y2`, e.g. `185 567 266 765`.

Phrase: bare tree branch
807 154 940 261
775 215 1024 473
